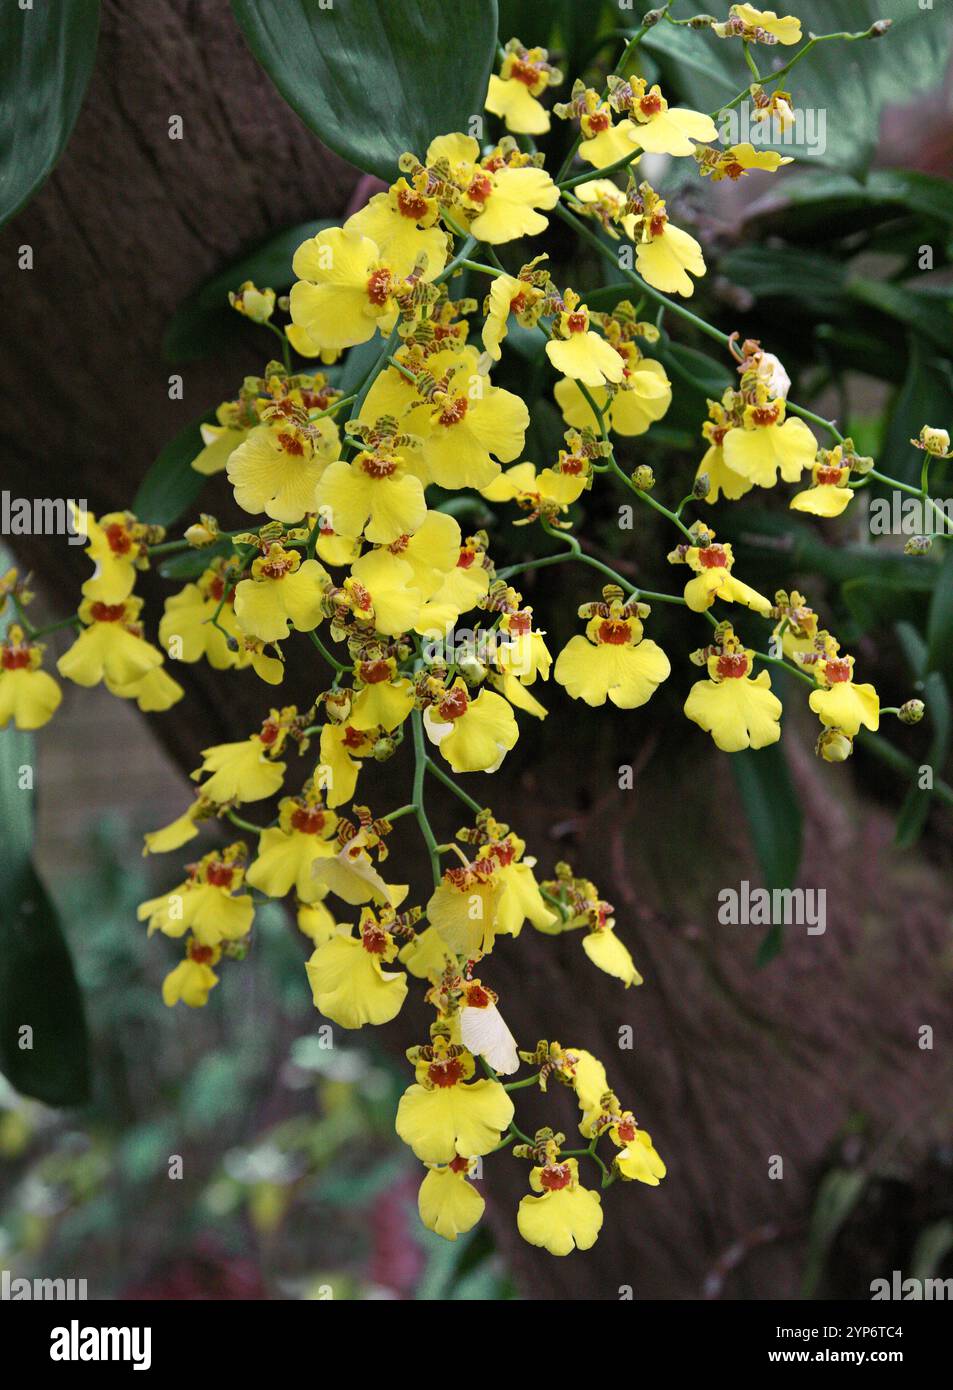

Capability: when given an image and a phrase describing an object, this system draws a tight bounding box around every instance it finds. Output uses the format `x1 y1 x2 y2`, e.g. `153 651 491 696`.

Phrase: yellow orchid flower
246 789 339 900
233 545 329 643
162 940 222 1008
808 652 880 737
790 454 854 517
684 635 782 751
345 179 447 280
554 341 672 438
0 626 62 730
423 678 520 773
545 292 624 389
554 591 670 709
722 393 817 487
395 1038 514 1164
57 597 163 691
517 1155 603 1256
316 446 426 544
418 1157 485 1240
669 540 772 615
485 41 562 136
305 908 408 1028
191 711 289 804
226 417 339 523
289 226 401 352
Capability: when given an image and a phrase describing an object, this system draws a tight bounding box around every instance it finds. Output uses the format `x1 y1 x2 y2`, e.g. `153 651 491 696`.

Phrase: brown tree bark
5 0 952 1300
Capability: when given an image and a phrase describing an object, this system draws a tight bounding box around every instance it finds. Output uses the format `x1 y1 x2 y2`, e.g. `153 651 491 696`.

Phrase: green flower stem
311 392 356 422
458 257 503 278
386 354 419 383
554 201 732 349
262 319 292 371
306 628 350 675
742 40 761 81
503 1073 542 1093
559 146 640 192
868 467 953 536
411 706 442 886
786 400 844 443
382 802 416 823
606 454 694 539
555 15 667 183
498 528 689 608
225 809 268 835
424 755 484 815
751 648 817 688
710 28 880 120
18 612 81 641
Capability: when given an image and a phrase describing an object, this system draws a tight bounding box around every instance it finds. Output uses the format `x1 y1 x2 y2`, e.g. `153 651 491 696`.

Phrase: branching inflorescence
2 6 945 1257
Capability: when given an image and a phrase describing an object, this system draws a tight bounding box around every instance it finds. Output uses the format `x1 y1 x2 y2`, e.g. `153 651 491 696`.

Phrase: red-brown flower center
105 522 133 555
716 652 750 680
428 1057 464 1088
539 1163 572 1191
438 396 468 427
291 806 326 835
598 618 630 645
366 268 393 306
89 601 126 622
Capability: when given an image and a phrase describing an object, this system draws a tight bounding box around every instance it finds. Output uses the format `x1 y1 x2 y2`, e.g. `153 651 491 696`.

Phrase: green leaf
0 0 100 227
894 671 950 850
879 335 953 486
846 277 953 353
731 740 803 965
230 0 499 181
750 170 953 239
0 710 90 1106
801 1168 867 1298
926 538 953 683
645 0 953 175
162 219 332 364
133 411 215 527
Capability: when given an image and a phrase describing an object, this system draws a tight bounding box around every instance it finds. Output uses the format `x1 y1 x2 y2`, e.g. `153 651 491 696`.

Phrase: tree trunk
5 0 952 1300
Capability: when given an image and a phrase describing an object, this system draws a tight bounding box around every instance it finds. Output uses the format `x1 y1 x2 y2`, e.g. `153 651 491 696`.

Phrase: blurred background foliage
2 0 952 1299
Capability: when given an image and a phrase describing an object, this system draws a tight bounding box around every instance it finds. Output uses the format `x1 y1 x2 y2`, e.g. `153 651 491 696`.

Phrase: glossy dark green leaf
731 740 803 965
894 671 950 850
230 0 499 181
926 544 953 683
163 219 332 364
846 277 953 353
645 0 953 175
0 713 90 1106
0 0 100 227
133 411 216 527
879 336 953 486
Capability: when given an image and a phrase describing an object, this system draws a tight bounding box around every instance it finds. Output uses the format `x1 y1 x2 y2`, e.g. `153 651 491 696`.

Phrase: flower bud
904 535 932 556
324 689 352 723
916 425 951 456
692 473 711 499
870 19 892 37
898 699 925 726
631 465 655 490
641 8 666 26
185 514 220 547
458 651 488 685
372 737 397 761
816 727 853 763
228 281 276 324
689 14 716 28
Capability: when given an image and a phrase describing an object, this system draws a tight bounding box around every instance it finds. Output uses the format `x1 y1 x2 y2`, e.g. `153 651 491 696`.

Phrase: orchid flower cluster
1 8 939 1257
